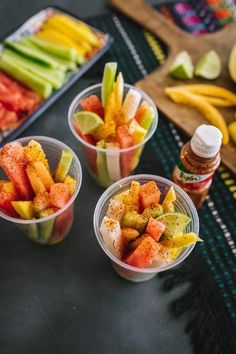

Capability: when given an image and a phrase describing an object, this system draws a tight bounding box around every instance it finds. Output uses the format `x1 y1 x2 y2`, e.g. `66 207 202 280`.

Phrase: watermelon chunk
0 105 18 131
33 191 51 214
145 217 166 241
139 181 161 210
0 142 33 200
116 125 134 177
80 95 104 118
124 235 160 268
135 100 149 122
50 183 70 208
0 191 18 217
75 126 97 172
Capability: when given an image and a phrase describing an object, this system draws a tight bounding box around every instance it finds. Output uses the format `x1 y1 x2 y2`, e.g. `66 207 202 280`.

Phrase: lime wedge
169 51 193 79
157 212 191 239
195 50 221 79
73 111 104 134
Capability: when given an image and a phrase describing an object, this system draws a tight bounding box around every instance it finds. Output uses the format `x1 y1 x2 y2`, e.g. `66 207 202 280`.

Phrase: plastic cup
68 83 158 188
94 174 199 282
0 136 82 245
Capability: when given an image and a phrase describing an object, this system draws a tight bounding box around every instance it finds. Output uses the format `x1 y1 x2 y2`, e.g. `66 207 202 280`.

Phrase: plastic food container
0 136 82 245
68 84 158 188
93 174 199 282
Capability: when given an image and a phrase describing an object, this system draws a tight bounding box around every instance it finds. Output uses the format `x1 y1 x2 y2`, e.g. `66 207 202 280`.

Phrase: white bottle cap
190 124 222 158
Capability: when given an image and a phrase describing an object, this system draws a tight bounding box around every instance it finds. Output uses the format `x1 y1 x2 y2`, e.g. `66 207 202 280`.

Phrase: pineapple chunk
93 120 116 141
114 181 140 212
64 175 77 195
26 164 46 195
105 91 117 123
121 227 139 241
24 140 49 170
129 119 147 144
113 72 124 108
11 201 34 220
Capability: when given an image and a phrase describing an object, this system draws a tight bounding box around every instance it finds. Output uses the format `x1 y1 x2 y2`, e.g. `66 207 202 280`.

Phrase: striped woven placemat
86 1 236 352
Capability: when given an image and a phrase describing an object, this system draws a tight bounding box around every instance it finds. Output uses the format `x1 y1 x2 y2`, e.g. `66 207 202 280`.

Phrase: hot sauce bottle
172 124 222 209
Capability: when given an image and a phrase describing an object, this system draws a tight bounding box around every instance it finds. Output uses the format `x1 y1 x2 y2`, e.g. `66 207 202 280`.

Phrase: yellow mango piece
43 20 92 52
37 29 86 57
11 201 34 220
34 162 54 191
0 180 16 195
178 84 236 105
129 119 147 144
162 186 176 205
197 95 233 107
228 121 236 144
165 87 229 144
64 175 77 195
160 232 203 248
121 227 139 241
93 120 116 141
105 91 117 123
26 164 46 195
24 140 49 170
51 14 99 46
113 72 124 108
114 181 141 212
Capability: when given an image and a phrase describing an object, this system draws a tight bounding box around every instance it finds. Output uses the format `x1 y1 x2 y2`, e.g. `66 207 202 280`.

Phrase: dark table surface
0 1 192 353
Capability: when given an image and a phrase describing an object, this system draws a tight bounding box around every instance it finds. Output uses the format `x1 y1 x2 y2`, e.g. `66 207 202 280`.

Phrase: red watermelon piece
124 235 160 268
80 95 104 118
50 183 70 209
0 191 18 217
116 125 134 177
139 181 161 210
0 141 33 200
146 217 166 241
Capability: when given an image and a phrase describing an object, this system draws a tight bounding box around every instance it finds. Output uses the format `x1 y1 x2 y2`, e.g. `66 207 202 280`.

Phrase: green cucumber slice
4 39 59 69
54 150 73 183
101 62 117 107
28 35 78 62
20 39 76 71
2 49 64 89
39 212 55 244
96 140 111 187
0 56 52 98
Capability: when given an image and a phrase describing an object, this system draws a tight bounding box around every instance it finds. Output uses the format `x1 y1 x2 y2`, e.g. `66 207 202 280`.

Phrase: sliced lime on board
195 50 221 79
169 51 194 79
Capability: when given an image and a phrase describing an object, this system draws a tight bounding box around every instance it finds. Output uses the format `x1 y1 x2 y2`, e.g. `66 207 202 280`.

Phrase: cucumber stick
96 140 111 187
20 39 77 71
28 35 78 62
2 50 64 89
0 56 52 98
4 39 60 69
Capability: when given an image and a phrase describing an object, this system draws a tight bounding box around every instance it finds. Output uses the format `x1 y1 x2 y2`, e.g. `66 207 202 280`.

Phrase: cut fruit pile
99 180 202 269
0 139 77 244
0 72 42 132
0 13 101 99
73 62 156 187
165 84 236 145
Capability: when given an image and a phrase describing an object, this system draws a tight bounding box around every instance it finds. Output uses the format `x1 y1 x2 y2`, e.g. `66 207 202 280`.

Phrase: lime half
195 50 221 79
169 51 194 79
73 110 104 134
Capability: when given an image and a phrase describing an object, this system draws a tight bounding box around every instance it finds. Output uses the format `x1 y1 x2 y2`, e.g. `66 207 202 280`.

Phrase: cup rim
93 174 199 274
68 83 158 153
0 135 82 225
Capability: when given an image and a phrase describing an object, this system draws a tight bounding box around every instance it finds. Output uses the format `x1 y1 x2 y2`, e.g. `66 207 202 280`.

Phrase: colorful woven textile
86 1 236 352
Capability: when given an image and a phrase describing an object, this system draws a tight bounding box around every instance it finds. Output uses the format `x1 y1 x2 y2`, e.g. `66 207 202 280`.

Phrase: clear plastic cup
0 136 82 245
94 174 199 282
68 83 158 188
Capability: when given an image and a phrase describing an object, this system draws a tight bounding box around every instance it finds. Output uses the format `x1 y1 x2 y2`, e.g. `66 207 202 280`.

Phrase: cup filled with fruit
68 62 158 188
94 174 200 282
0 136 82 245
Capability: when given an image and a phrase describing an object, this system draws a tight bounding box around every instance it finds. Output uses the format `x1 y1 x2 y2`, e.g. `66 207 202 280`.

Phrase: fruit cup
68 83 158 188
93 174 199 282
0 136 82 245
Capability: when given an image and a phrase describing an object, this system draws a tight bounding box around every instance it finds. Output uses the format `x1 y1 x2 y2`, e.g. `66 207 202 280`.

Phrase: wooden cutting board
110 0 236 174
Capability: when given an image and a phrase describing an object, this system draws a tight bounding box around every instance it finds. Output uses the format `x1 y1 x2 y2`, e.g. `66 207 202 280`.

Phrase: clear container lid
190 124 222 158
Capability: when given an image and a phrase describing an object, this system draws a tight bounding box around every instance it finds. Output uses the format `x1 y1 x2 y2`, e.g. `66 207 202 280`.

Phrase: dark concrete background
0 1 192 353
